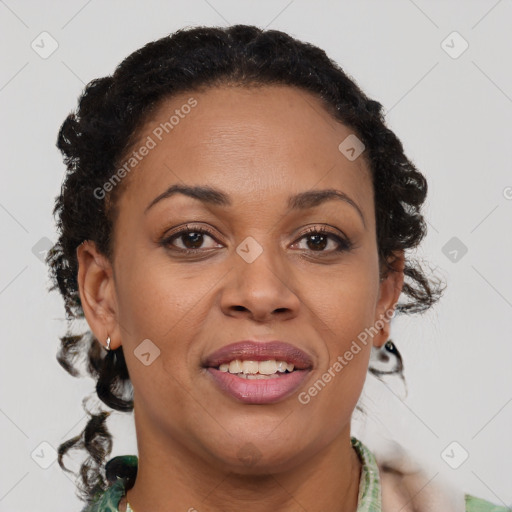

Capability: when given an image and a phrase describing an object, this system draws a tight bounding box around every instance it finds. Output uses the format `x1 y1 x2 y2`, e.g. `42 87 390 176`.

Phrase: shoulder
81 479 126 512
81 455 138 512
368 438 509 512
465 494 510 511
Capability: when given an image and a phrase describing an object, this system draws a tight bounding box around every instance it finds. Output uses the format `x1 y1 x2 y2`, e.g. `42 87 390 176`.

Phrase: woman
47 24 506 512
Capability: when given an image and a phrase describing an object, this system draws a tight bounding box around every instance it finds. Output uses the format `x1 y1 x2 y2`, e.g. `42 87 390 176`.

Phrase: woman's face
78 84 403 473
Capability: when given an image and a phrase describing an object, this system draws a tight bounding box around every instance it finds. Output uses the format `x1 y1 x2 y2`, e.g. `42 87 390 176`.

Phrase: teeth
258 360 277 374
240 373 280 379
218 359 295 375
241 360 259 374
228 360 242 373
276 361 287 372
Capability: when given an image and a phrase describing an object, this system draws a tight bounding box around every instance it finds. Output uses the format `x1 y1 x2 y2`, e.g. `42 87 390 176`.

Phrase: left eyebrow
288 188 366 228
144 184 365 227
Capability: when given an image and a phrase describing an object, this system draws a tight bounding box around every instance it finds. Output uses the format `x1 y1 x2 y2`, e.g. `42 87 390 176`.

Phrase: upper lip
203 341 314 370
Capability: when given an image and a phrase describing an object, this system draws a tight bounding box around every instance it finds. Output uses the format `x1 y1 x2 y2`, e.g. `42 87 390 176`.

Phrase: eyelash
160 224 353 256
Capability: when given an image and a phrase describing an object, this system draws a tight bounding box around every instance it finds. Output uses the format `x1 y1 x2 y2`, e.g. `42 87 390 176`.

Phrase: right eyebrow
144 184 231 214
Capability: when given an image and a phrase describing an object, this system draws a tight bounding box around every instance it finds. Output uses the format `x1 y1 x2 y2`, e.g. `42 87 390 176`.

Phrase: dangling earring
105 335 111 351
368 338 403 377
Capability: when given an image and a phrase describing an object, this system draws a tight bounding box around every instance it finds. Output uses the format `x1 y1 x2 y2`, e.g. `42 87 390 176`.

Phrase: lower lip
206 368 311 404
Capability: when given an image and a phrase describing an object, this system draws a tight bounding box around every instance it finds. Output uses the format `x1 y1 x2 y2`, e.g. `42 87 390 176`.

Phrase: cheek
114 253 222 394
304 254 379 333
113 257 204 411
115 253 208 337
299 257 378 402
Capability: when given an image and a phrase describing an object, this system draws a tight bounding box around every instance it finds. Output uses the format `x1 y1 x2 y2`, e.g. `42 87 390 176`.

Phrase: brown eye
293 227 352 253
162 225 222 253
175 231 208 249
304 232 329 251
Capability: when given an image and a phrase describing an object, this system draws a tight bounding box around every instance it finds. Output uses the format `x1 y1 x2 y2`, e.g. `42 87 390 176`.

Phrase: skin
77 84 404 512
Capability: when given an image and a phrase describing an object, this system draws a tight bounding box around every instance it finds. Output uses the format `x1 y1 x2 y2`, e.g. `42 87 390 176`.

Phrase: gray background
0 0 511 510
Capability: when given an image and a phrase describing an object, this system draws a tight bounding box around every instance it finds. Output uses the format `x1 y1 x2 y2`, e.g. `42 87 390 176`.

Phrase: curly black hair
46 24 444 508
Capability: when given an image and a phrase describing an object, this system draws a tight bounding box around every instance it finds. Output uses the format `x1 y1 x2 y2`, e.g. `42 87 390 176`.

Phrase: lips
202 341 314 404
202 340 314 370
206 367 311 404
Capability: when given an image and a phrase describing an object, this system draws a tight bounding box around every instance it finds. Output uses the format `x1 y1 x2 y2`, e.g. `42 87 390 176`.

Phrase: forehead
119 84 373 217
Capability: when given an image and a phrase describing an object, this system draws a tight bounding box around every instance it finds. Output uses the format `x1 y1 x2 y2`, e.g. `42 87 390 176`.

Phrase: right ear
76 240 122 351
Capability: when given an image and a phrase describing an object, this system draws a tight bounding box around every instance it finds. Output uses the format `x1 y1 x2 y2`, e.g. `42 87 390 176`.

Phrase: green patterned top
83 437 509 511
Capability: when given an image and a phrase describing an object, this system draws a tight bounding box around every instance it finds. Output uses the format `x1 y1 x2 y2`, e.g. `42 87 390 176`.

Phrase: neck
119 412 361 512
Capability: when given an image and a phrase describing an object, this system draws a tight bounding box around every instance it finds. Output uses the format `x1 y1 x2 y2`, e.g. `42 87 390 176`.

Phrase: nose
219 243 301 323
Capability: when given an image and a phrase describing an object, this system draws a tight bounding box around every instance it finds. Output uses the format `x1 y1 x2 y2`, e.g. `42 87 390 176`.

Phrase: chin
205 437 313 476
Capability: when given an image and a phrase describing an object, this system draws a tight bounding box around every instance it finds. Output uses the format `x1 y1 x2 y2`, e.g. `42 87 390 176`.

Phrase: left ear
373 250 405 348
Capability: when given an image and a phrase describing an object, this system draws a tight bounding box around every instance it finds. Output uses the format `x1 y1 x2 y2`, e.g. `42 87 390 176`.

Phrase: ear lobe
76 240 121 350
373 250 405 347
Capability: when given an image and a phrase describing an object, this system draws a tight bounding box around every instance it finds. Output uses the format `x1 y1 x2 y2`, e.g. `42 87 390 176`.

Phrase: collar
351 436 382 511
